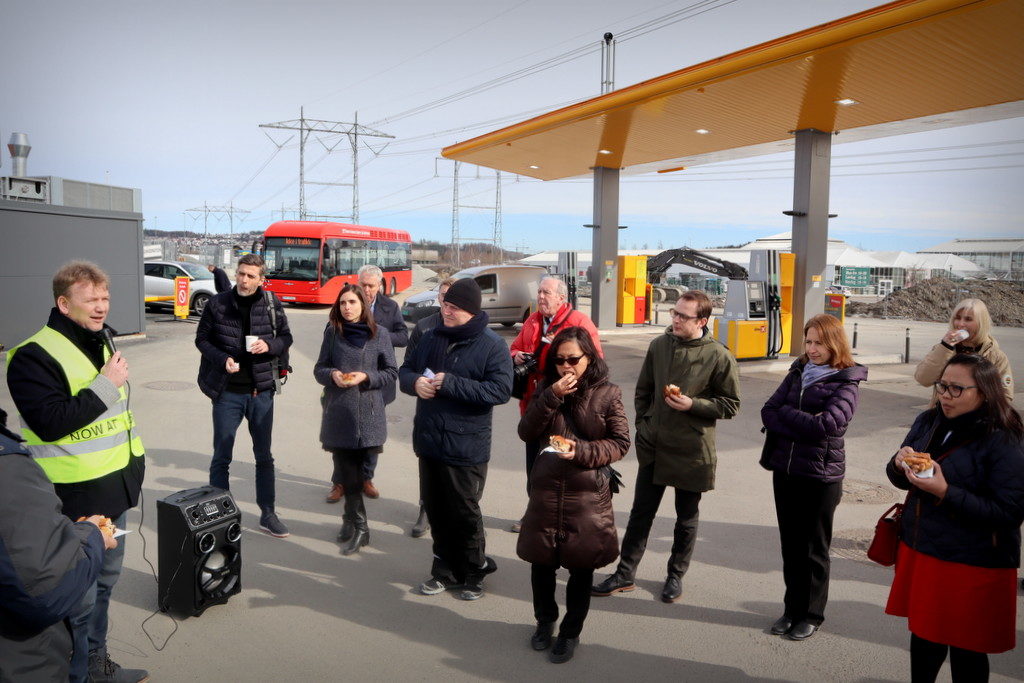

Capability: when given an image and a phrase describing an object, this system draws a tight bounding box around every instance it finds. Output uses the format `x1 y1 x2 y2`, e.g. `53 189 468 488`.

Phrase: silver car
144 261 219 316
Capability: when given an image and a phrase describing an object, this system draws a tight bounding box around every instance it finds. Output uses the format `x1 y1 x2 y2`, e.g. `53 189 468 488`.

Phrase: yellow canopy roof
442 0 1024 180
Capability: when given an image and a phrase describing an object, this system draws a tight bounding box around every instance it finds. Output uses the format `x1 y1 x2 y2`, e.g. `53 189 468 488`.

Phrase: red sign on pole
174 277 190 319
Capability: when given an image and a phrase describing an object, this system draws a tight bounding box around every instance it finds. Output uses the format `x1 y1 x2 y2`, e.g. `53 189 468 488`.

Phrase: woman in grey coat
314 283 397 555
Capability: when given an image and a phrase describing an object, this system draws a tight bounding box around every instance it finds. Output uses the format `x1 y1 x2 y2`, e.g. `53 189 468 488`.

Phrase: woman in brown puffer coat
516 326 630 664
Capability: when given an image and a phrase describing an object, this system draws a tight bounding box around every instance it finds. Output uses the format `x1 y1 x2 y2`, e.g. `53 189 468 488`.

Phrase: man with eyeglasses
593 291 739 604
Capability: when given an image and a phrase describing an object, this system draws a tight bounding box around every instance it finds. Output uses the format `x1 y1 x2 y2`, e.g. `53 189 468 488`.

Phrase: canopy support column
591 166 621 329
789 128 832 354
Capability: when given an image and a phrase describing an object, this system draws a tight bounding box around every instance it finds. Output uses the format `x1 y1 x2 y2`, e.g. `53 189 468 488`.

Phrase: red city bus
261 221 412 304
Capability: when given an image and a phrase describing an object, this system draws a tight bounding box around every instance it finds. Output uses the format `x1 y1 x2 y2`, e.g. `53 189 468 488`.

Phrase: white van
402 264 545 326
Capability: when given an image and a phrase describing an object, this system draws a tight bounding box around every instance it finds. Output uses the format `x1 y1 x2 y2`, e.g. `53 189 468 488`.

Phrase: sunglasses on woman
554 355 585 366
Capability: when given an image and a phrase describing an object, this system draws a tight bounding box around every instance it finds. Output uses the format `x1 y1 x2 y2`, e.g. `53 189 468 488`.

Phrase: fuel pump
714 250 793 360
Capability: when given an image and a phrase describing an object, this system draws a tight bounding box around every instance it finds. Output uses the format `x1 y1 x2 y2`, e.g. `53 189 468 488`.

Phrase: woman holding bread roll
314 283 397 555
760 314 867 640
885 354 1024 682
914 299 1013 402
516 327 630 663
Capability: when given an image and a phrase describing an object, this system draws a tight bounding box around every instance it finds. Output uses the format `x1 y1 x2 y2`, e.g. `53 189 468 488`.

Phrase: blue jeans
210 390 276 510
69 513 126 682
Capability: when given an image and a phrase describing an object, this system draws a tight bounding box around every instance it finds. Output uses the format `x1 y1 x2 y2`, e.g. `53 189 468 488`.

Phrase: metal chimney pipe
8 132 30 177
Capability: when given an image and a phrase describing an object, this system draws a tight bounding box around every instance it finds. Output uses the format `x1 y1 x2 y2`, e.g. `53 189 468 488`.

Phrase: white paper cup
245 335 258 352
952 329 970 342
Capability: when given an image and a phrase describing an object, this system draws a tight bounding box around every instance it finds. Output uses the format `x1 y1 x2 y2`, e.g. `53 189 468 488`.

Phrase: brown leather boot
325 483 343 503
363 479 380 499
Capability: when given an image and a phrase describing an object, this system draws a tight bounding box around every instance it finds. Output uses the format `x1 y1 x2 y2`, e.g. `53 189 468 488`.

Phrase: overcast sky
3 0 1022 254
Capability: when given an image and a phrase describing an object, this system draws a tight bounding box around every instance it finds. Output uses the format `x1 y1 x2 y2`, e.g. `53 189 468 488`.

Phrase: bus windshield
264 237 320 282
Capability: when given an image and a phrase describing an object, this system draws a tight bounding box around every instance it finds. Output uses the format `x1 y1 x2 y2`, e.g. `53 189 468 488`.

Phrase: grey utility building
1 134 145 349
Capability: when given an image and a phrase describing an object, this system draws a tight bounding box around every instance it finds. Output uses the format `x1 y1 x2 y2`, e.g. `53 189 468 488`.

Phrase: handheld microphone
100 328 117 354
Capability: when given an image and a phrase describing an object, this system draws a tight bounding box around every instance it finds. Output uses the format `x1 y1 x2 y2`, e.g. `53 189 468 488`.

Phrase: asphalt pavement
2 305 1022 682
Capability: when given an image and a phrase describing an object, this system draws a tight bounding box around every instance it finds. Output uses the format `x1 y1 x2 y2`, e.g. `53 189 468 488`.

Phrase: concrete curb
740 353 905 373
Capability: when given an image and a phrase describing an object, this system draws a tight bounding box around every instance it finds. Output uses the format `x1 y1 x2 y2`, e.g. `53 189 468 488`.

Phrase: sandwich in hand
341 372 359 384
903 451 933 473
549 435 573 453
663 384 682 398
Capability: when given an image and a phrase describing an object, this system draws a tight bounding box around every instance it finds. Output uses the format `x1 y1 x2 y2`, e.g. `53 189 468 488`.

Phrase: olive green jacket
634 328 740 492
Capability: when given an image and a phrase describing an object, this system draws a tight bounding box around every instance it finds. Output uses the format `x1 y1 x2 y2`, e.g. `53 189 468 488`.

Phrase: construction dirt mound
847 278 1024 327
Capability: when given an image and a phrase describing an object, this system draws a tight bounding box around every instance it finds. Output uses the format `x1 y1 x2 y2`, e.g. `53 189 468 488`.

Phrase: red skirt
885 542 1017 653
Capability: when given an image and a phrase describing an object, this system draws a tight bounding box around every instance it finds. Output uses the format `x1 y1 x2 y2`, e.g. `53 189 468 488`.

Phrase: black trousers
331 450 379 484
531 564 594 639
911 634 989 683
419 458 488 582
333 449 369 529
615 463 702 581
772 470 842 626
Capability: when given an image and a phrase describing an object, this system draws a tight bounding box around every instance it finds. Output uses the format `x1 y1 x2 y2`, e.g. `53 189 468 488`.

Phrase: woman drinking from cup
915 298 1013 402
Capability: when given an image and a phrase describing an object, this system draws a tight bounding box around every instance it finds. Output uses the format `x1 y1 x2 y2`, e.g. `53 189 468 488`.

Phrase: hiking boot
259 510 290 538
88 650 150 683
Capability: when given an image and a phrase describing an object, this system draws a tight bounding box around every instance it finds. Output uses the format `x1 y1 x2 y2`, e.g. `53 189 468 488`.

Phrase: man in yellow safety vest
6 261 148 683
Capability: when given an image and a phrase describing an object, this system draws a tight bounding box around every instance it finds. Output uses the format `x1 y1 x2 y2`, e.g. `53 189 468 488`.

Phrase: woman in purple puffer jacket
760 314 867 641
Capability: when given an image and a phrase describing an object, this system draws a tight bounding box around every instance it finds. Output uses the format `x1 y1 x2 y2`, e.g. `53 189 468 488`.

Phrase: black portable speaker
157 485 241 616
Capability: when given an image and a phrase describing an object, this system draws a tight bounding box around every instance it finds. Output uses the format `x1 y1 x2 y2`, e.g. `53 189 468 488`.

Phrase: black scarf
340 321 372 349
926 407 989 455
423 311 489 372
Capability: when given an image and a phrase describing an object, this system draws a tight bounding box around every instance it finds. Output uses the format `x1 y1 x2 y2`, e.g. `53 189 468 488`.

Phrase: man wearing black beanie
399 276 512 600
441 278 483 316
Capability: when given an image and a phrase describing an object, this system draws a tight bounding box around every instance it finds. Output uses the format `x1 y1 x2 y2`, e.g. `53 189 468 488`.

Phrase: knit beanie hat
443 278 482 315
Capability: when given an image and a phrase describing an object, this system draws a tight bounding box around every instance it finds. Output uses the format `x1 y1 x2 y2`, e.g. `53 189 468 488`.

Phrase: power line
310 0 536 107
370 43 600 126
363 184 496 220
357 0 708 117
259 108 393 222
368 0 740 126
616 0 740 43
226 146 285 204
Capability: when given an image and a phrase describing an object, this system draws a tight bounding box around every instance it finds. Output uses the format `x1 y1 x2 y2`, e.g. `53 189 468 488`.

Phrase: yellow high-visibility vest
7 326 144 483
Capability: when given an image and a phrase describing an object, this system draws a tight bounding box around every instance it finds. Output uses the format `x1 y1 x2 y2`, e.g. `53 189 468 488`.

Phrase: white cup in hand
245 335 258 352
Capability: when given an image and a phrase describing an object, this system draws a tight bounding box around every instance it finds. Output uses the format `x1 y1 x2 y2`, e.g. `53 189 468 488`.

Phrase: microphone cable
107 331 182 651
